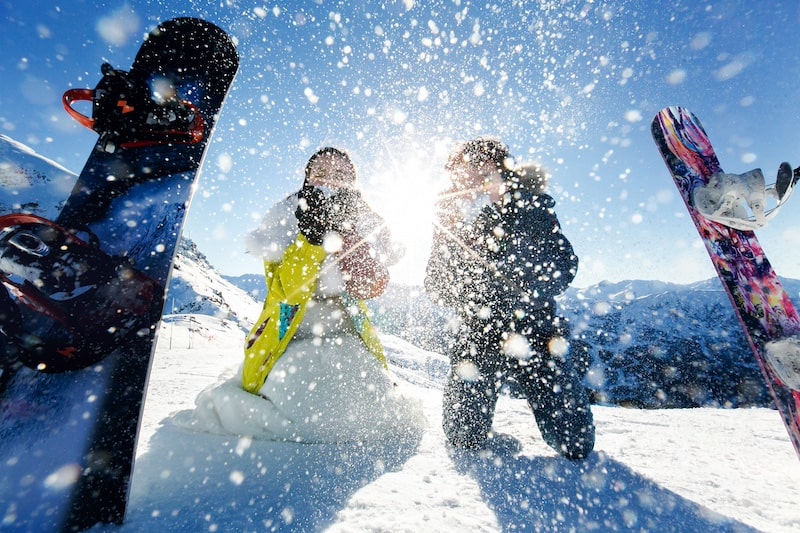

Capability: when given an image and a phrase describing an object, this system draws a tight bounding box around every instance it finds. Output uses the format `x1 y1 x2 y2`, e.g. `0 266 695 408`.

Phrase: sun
361 142 451 286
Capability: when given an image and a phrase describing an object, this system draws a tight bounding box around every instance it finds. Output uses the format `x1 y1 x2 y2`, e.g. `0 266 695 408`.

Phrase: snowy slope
48 265 800 530
133 253 800 532
98 317 800 533
0 135 77 218
168 238 262 328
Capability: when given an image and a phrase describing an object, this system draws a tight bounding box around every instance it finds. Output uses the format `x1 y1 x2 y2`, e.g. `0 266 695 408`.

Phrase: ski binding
764 335 800 391
691 163 798 231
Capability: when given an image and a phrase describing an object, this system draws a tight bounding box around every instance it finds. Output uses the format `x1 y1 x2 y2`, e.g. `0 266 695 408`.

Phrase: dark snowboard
652 106 800 460
0 18 238 530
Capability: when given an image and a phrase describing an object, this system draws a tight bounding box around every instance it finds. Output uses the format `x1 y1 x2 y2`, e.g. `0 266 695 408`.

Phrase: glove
295 186 334 245
327 188 362 233
338 230 389 299
296 186 365 245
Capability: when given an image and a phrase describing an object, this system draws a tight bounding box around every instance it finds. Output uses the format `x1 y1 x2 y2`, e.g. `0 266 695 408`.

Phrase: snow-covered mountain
0 135 78 219
169 238 262 328
560 279 791 408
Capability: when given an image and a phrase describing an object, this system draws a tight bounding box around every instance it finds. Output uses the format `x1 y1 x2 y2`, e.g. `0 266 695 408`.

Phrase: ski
0 18 238 530
651 106 800 460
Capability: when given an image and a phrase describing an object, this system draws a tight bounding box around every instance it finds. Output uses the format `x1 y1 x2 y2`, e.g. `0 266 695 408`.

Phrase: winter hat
304 147 358 188
445 137 512 186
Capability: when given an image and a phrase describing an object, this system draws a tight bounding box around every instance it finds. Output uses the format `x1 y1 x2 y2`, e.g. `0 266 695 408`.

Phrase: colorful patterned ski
652 106 800 459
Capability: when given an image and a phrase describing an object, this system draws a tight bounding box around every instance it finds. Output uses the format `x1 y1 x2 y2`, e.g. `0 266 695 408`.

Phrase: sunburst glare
362 138 453 286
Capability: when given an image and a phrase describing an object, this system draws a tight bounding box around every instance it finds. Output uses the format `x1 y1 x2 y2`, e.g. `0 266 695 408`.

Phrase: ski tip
651 106 681 135
154 17 227 34
651 106 708 139
145 17 239 59
651 107 683 139
653 106 692 123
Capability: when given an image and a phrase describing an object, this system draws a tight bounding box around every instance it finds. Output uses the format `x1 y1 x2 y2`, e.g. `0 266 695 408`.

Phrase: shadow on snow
110 419 756 532
450 434 756 533
118 420 423 532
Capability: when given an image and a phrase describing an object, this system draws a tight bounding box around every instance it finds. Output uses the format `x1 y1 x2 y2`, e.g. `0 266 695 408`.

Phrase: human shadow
450 435 757 533
120 419 423 531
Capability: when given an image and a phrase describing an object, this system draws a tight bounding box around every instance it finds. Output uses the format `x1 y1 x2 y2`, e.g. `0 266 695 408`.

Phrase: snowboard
651 106 800 460
0 17 238 530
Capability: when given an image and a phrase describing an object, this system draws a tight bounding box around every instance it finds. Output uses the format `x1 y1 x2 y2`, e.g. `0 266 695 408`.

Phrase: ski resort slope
101 316 800 533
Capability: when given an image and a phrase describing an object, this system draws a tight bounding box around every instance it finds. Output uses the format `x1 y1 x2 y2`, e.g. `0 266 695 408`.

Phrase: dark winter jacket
425 186 577 346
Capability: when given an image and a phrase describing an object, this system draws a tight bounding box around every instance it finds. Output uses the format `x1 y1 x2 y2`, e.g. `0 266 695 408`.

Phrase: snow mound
171 332 427 444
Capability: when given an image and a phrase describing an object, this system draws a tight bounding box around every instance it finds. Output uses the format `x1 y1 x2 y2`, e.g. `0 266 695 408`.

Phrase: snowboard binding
764 336 800 391
691 163 799 231
0 214 163 372
63 63 204 152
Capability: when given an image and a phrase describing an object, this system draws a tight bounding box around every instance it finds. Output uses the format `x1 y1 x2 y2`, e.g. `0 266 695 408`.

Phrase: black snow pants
441 318 595 460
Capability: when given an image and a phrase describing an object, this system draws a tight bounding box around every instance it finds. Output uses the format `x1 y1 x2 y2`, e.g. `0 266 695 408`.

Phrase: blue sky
1 0 799 287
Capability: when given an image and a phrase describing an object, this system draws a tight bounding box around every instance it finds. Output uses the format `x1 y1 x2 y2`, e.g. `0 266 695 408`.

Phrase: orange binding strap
62 89 96 130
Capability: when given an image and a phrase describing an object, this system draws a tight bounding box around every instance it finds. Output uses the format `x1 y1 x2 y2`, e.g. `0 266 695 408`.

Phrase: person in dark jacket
425 137 595 460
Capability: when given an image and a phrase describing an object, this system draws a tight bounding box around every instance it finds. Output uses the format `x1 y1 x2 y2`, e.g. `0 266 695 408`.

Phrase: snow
88 315 800 532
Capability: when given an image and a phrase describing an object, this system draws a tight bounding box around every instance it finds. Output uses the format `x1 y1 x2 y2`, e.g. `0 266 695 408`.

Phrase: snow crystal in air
666 69 687 85
502 333 532 361
548 336 569 357
304 87 319 104
624 110 643 123
715 53 755 82
44 464 81 490
229 470 245 486
96 3 140 47
592 301 612 316
417 86 430 102
218 153 233 173
455 360 480 381
690 32 712 50
36 25 52 39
